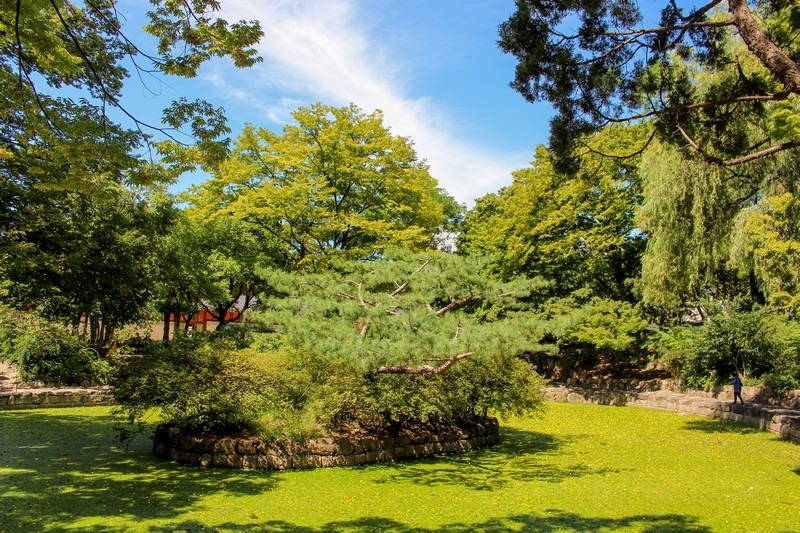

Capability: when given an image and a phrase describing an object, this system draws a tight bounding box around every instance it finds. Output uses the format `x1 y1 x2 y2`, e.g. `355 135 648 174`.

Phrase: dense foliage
0 306 109 385
113 251 545 438
185 103 461 271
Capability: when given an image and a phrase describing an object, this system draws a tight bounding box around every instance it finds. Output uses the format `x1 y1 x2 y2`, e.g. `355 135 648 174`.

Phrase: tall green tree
461 125 645 303
0 184 175 351
1 0 263 343
499 0 800 171
637 137 800 310
187 103 456 270
160 216 276 331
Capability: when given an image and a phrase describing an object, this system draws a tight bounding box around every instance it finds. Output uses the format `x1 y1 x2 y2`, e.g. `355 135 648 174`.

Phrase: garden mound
153 417 499 470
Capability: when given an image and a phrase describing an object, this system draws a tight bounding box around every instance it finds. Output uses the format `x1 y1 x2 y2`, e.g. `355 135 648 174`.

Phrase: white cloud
209 0 525 205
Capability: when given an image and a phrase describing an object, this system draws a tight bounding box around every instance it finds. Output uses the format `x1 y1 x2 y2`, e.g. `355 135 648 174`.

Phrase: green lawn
1 403 798 532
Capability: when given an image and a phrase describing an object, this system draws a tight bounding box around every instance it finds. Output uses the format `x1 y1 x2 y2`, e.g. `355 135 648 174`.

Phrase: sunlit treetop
0 0 263 168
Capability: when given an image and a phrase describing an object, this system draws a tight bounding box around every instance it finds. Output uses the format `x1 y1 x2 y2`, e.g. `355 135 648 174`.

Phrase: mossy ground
1 403 798 532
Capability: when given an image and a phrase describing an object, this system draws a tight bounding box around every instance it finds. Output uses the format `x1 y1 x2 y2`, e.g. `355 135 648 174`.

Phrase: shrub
112 337 369 439
113 334 545 440
0 308 109 385
654 301 800 393
113 336 269 435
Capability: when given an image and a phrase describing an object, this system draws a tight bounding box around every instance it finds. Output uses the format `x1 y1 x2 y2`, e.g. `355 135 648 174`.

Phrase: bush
112 337 368 439
113 336 269 435
0 308 110 385
364 352 544 426
654 301 800 392
112 335 545 440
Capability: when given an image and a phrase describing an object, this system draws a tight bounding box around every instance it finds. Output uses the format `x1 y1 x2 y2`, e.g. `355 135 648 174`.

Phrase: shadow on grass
0 411 705 532
171 510 712 532
372 426 625 491
681 418 762 435
0 409 279 532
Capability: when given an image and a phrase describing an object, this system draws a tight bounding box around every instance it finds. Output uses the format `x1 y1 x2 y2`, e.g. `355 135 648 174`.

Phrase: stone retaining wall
544 386 800 443
153 418 500 470
558 376 800 409
0 387 113 410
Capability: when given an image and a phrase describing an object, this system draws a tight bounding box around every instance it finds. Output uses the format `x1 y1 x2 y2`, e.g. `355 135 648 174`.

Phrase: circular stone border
153 417 499 470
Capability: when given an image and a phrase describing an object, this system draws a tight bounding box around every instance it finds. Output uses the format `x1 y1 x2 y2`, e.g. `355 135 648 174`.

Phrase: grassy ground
1 403 798 532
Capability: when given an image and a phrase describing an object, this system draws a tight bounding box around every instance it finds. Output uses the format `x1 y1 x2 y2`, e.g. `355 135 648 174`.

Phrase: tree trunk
162 310 171 343
729 0 800 93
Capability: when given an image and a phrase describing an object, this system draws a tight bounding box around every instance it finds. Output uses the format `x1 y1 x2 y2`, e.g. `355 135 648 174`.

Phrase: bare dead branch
335 292 356 300
436 293 476 316
390 259 433 298
370 352 475 375
341 280 373 307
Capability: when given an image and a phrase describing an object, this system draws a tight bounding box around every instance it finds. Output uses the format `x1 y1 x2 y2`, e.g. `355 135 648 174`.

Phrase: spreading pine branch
370 352 475 375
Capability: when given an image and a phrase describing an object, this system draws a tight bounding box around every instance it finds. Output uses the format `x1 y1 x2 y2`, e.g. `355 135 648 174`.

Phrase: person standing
731 373 744 405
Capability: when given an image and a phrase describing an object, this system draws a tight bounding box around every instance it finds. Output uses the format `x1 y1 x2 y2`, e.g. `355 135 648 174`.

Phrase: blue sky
118 0 556 206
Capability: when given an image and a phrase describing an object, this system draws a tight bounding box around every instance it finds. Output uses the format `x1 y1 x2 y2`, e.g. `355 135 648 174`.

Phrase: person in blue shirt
731 373 744 405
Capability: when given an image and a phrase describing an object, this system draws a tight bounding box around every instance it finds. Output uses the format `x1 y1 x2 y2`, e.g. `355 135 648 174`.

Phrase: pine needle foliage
258 249 543 373
255 249 546 423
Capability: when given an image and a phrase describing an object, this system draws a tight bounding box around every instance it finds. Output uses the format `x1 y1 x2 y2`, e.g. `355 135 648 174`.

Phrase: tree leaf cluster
185 103 458 270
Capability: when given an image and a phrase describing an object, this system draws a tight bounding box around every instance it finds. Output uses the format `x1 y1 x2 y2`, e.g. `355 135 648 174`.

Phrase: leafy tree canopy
2 0 262 157
499 0 800 171
460 124 645 303
186 103 459 270
0 184 176 350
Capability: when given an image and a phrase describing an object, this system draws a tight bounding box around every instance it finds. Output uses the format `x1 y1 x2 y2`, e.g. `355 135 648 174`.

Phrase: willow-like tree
731 192 800 309
637 136 800 310
186 103 458 270
499 0 800 171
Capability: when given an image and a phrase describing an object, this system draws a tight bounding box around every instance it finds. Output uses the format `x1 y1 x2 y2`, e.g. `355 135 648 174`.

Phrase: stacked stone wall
544 385 800 443
0 387 112 410
153 418 500 470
